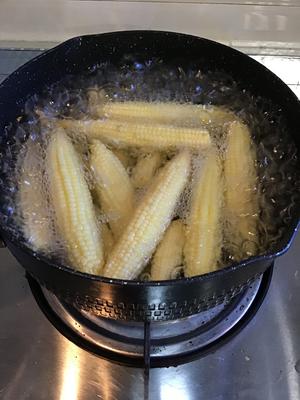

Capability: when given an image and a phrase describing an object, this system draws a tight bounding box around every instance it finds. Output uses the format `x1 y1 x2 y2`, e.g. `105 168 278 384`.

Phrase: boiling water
0 57 299 277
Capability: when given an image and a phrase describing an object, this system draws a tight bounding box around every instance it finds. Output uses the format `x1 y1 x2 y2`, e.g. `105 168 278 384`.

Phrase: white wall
0 0 299 50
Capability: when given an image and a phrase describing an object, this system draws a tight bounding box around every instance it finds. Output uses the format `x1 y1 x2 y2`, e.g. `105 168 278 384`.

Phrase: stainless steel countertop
0 49 300 400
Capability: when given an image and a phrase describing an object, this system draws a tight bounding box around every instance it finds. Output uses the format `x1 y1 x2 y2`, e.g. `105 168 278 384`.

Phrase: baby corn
184 149 223 276
19 141 52 252
94 207 115 256
60 119 210 150
95 101 236 126
90 140 134 237
103 151 191 280
151 219 185 280
224 121 258 260
47 127 103 274
102 223 115 259
132 151 163 189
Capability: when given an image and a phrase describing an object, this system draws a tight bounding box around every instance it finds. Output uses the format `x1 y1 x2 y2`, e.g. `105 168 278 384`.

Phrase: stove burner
28 265 273 368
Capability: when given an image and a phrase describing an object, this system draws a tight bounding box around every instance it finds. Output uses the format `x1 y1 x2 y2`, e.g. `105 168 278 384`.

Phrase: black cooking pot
0 31 299 322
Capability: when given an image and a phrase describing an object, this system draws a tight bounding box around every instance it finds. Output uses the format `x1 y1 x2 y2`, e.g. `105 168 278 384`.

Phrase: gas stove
0 49 300 400
28 270 271 368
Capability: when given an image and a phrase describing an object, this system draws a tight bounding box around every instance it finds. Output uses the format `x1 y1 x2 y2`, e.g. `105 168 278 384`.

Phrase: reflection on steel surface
160 371 190 400
59 342 81 400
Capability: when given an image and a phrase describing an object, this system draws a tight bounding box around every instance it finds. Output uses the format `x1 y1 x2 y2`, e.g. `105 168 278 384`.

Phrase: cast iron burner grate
27 265 273 368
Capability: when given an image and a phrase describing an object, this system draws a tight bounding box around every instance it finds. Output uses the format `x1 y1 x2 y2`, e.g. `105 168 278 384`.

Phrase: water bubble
6 206 14 216
134 62 143 71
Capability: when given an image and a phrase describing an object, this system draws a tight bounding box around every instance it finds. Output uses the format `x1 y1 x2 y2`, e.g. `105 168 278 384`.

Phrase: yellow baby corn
90 140 134 237
103 151 191 280
132 151 163 189
94 207 114 257
151 219 185 280
102 223 115 259
224 121 258 260
19 141 52 252
95 101 236 126
47 127 104 274
184 149 223 276
60 119 210 150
